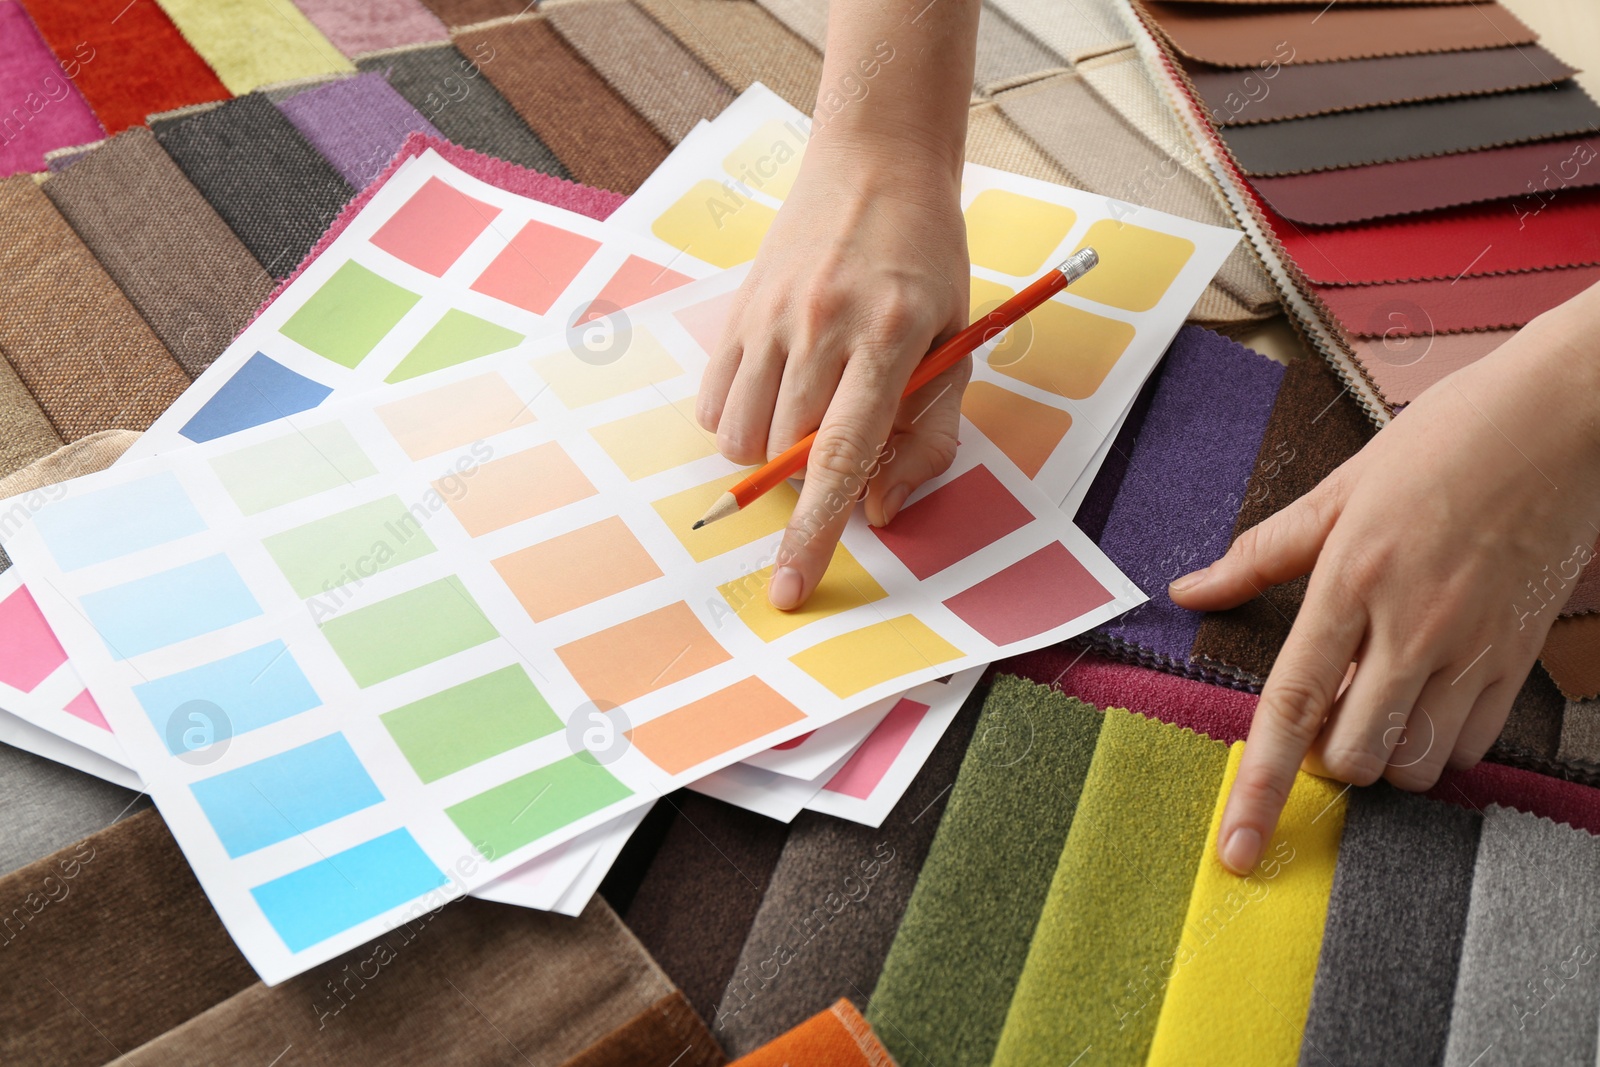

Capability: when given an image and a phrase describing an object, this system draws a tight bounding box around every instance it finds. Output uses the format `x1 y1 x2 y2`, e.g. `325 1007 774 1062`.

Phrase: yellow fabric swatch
791 616 963 697
589 397 718 480
531 326 683 409
722 119 805 201
1069 219 1195 313
1146 742 1346 1067
651 472 799 562
965 189 1076 276
651 179 778 268
716 544 887 641
156 0 352 94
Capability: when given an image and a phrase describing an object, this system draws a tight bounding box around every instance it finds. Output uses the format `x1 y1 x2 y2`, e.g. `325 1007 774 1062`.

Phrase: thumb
863 357 971 527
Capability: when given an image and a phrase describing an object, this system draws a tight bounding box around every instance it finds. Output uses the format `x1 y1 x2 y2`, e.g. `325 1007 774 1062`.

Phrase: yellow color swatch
493 517 663 622
791 616 963 697
970 277 1033 369
590 398 719 480
652 472 799 563
440 443 595 536
651 179 778 269
716 545 887 642
961 382 1072 480
1069 219 1196 312
1146 743 1345 1067
722 119 806 200
532 326 683 409
156 0 353 94
989 300 1135 400
965 189 1076 276
376 373 534 460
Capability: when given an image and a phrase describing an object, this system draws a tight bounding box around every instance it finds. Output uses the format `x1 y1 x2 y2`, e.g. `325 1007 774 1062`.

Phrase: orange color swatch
961 381 1072 479
376 373 535 460
493 517 663 622
672 287 739 357
589 255 694 316
556 602 731 705
989 300 1135 400
439 443 595 536
470 219 602 314
628 677 806 775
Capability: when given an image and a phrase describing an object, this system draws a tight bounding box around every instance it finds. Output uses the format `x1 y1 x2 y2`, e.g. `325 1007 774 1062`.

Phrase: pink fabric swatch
63 689 110 731
0 1 104 177
0 583 68 692
290 0 448 58
822 698 929 800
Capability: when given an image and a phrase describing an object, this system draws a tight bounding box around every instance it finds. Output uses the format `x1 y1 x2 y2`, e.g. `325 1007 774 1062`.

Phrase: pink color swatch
822 698 929 800
369 176 501 276
64 689 110 731
0 584 68 692
588 255 694 319
773 731 814 751
873 465 1033 580
0 2 104 177
944 542 1113 645
672 288 739 357
471 218 602 314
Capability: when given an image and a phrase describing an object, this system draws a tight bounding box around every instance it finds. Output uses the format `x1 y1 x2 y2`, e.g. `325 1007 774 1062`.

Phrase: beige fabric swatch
989 0 1130 65
755 0 825 51
975 2 1067 94
634 0 822 114
0 357 62 482
1077 47 1207 184
0 430 140 499
966 100 1082 186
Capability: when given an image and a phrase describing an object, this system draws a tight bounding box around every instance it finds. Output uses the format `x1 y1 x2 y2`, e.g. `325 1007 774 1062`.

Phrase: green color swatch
280 260 420 368
320 576 497 687
446 755 632 859
263 496 436 599
385 309 525 383
381 665 561 783
210 422 378 516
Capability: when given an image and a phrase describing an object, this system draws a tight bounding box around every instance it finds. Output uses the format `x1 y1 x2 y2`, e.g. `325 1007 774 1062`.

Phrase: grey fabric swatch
1443 805 1600 1067
0 743 148 877
357 44 569 179
975 2 1064 93
1493 664 1566 761
1559 698 1600 766
1300 784 1481 1067
151 93 354 278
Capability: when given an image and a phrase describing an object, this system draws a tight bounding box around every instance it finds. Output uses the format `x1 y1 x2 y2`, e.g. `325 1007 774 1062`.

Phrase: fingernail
1220 827 1261 875
769 566 804 611
1169 567 1209 594
877 484 910 526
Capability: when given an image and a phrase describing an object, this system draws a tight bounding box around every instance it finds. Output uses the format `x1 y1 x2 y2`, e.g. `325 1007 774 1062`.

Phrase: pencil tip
691 519 706 530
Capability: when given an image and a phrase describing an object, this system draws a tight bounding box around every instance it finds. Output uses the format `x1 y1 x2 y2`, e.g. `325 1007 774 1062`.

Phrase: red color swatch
944 541 1113 644
371 176 501 276
873 465 1033 580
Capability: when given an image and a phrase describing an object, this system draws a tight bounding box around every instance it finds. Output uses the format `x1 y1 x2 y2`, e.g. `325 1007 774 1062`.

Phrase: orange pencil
693 246 1100 529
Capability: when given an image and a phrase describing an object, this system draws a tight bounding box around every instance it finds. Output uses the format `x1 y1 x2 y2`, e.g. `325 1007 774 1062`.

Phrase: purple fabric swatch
0 2 104 177
291 0 448 59
276 73 441 189
1073 366 1161 544
1093 326 1284 669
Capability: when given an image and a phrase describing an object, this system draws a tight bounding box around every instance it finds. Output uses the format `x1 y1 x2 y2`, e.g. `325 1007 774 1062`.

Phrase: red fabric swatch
1316 265 1600 337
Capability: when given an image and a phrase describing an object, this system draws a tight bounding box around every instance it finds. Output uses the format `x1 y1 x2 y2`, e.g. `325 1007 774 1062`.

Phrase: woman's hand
1171 284 1600 874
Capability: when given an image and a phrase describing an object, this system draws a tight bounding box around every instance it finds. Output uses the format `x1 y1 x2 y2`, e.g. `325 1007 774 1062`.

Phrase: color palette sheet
3 234 1140 985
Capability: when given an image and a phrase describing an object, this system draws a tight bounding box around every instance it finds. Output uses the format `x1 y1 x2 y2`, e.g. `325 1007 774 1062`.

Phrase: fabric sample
868 676 1104 1067
21 0 230 135
0 429 141 498
964 101 1078 186
1349 329 1514 408
560 991 728 1067
974 3 1064 94
1079 47 1210 185
1092 327 1284 673
357 44 569 178
990 0 1129 64
1143 1 1537 68
1542 612 1600 700
1560 698 1600 766
1442 806 1600 1067
1319 265 1600 338
1429 759 1600 838
276 72 443 188
1493 664 1567 761
1191 354 1373 684
152 93 354 277
1071 368 1161 542
1298 784 1481 1067
1500 0 1600 99
0 742 146 876
42 125 275 378
415 0 528 27
1223 83 1600 177
1146 743 1346 1066
712 685 984 1056
755 0 826 51
291 0 449 58
633 0 822 114
0 2 104 177
546 0 733 145
729 1000 895 1067
991 707 1229 1067
0 354 61 480
153 0 355 93
0 177 189 439
454 17 671 194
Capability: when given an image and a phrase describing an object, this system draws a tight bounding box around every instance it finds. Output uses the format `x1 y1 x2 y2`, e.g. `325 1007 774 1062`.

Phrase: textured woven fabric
276 72 443 187
1077 47 1207 184
0 354 61 480
153 93 354 277
633 0 822 114
561 991 728 1067
415 0 529 28
713 685 984 1056
1071 367 1161 543
729 1000 895 1067
21 0 229 135
964 101 1079 185
357 44 568 177
992 707 1228 1067
291 0 449 59
1559 698 1600 766
1542 612 1600 700
42 126 274 378
755 0 825 51
0 741 146 877
1443 806 1600 1067
546 0 733 145
989 0 1129 64
1299 784 1481 1067
0 429 141 498
153 0 354 93
1492 664 1565 761
0 177 189 439
975 2 1065 94
0 2 104 177
868 676 1104 1067
455 16 671 194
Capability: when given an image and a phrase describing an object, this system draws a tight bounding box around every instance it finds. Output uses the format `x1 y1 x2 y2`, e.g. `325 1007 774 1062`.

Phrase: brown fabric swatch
1542 612 1600 700
42 126 275 379
1190 354 1374 682
559 992 728 1067
1142 1 1538 68
415 0 529 28
0 178 189 441
1186 45 1576 125
1491 663 1567 761
0 355 62 481
545 0 734 145
1559 698 1600 765
454 16 671 193
633 0 822 114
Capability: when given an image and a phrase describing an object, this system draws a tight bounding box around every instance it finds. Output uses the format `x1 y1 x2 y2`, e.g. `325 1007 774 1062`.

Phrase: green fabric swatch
262 495 436 598
280 260 420 368
320 576 498 687
867 675 1104 1067
446 754 633 859
208 422 377 516
991 707 1228 1067
381 665 562 783
386 309 525 383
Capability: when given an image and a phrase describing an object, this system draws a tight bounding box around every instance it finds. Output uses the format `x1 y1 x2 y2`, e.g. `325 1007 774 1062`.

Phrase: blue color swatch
179 353 334 444
133 641 322 755
190 734 384 857
80 555 262 659
250 829 448 953
33 472 205 572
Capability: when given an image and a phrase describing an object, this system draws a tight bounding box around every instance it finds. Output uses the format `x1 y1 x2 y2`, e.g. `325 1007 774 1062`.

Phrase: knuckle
1385 756 1445 793
1318 744 1386 787
1261 678 1329 744
809 429 872 482
1230 767 1292 818
1446 739 1491 772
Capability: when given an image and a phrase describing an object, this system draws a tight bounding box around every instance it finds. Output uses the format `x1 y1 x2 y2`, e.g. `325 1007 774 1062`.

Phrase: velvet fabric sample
729 1000 895 1067
559 992 728 1067
453 17 671 194
0 354 61 479
154 0 355 93
276 72 443 187
1319 265 1600 337
1493 664 1568 762
1349 329 1513 408
42 126 274 378
1298 784 1481 1067
633 0 822 114
1442 806 1600 1066
0 177 189 438
152 93 354 277
291 0 449 59
712 685 984 1056
1541 612 1600 700
597 799 679 916
357 44 568 178
868 677 1104 1067
0 1 104 177
1071 368 1161 543
0 742 145 876
991 708 1228 1067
